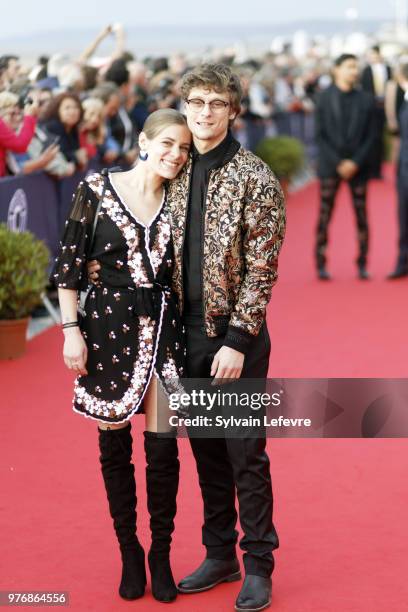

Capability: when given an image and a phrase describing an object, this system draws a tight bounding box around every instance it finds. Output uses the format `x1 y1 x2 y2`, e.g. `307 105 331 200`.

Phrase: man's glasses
185 98 230 113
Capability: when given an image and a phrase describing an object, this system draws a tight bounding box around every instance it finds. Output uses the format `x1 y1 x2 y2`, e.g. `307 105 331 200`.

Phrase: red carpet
1 168 408 610
268 164 408 377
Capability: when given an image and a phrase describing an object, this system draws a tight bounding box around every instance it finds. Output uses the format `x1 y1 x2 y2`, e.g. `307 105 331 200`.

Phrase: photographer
6 89 76 177
0 91 38 177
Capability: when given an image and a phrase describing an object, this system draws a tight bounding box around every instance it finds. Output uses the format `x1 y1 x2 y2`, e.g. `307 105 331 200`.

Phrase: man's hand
87 259 101 283
210 346 245 384
337 159 358 181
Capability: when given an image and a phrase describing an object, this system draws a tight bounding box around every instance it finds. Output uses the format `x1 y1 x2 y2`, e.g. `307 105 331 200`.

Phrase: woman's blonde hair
142 108 188 140
0 91 18 113
82 97 104 116
81 97 105 145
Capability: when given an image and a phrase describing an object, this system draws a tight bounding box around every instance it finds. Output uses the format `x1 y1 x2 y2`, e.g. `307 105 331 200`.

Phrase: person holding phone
3 89 75 177
42 92 88 169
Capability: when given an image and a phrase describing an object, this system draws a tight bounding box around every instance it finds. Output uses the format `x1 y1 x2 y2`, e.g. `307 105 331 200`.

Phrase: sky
0 0 396 37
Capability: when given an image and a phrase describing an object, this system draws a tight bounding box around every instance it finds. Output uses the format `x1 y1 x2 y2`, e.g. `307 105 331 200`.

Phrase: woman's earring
139 150 148 161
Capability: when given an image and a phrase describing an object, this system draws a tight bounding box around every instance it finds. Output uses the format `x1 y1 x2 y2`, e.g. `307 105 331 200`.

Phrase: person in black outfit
170 64 285 612
42 92 86 168
88 64 286 612
315 53 375 280
361 45 391 179
388 62 408 279
104 60 138 167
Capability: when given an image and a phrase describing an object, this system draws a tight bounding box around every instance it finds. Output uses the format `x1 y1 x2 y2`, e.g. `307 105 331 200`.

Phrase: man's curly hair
180 63 242 117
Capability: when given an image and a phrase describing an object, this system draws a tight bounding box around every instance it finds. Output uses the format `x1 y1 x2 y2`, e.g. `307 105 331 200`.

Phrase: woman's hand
75 148 88 167
23 97 40 117
104 149 119 164
63 327 88 375
64 162 76 176
39 143 60 166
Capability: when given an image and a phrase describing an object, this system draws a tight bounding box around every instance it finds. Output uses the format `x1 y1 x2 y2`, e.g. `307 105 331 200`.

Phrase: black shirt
183 131 238 316
44 118 80 164
335 86 357 157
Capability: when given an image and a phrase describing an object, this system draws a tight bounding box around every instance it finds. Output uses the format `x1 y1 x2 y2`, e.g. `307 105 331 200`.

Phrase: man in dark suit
388 62 408 279
361 45 391 179
315 53 375 280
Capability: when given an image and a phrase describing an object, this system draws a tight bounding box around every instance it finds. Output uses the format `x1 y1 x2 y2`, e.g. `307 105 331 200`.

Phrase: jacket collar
191 130 241 171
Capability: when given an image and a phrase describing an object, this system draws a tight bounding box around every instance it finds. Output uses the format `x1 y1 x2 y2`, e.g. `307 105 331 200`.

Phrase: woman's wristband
62 321 79 329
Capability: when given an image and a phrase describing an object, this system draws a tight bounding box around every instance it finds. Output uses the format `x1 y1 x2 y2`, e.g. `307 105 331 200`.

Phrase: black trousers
396 175 408 268
315 176 369 269
370 104 386 178
183 317 279 578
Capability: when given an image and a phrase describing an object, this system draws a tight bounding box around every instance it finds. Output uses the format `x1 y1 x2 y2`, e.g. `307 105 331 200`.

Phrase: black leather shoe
387 267 408 280
235 575 272 611
358 266 370 280
317 267 331 280
178 558 241 593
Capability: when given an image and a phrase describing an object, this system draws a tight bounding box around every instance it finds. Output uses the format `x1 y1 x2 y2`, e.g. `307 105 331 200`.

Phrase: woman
42 92 88 168
0 90 67 177
52 108 191 603
79 97 105 160
79 97 118 165
0 91 38 176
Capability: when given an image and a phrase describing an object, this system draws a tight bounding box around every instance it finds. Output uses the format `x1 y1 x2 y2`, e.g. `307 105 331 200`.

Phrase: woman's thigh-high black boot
98 423 146 600
144 431 179 603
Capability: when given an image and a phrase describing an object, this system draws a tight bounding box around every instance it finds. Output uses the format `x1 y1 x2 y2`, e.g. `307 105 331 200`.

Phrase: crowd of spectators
1 24 408 181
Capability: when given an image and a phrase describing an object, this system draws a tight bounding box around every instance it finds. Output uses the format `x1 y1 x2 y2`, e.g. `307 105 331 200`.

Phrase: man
0 55 20 89
388 62 408 279
315 54 375 280
89 63 285 611
168 63 285 612
104 59 138 167
361 45 391 179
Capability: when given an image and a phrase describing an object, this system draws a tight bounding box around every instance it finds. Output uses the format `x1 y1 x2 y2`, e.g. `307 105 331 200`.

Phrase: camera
16 85 34 109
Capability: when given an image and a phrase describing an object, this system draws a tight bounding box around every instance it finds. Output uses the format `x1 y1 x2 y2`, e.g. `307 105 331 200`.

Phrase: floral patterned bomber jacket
167 144 286 354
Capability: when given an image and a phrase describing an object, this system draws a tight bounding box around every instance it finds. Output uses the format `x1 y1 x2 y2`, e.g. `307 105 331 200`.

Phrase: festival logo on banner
7 188 28 232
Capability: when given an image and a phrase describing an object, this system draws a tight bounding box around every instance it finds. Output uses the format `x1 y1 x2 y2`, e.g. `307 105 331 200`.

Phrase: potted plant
256 135 305 198
0 223 50 359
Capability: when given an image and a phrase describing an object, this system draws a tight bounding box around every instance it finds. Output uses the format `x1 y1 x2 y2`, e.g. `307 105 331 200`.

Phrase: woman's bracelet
62 321 79 329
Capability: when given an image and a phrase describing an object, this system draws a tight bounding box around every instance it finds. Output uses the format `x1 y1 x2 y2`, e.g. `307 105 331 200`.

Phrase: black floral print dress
52 171 185 424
